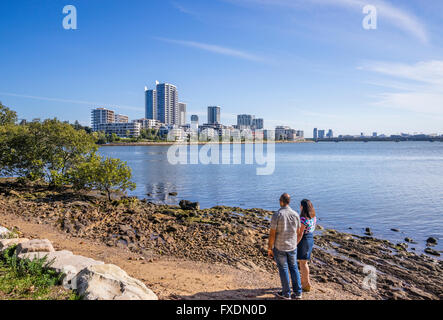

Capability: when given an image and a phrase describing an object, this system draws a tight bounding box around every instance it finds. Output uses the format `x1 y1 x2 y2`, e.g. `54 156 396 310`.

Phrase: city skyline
1 1 443 137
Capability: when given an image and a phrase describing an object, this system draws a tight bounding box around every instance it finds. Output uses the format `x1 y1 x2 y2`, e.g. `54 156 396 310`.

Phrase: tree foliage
0 107 136 199
69 153 136 201
0 119 97 186
0 102 17 126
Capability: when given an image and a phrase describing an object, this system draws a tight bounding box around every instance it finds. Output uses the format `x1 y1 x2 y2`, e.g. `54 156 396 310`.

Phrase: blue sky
1 0 443 137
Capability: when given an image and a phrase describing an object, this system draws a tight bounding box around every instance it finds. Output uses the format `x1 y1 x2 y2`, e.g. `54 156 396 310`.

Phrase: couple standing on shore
268 193 316 300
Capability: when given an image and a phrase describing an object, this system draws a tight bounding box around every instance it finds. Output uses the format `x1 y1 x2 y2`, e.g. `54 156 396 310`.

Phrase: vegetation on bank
0 103 135 200
0 245 78 300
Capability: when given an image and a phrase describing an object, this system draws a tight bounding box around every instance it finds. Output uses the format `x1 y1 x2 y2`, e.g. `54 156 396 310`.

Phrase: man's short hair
280 193 290 205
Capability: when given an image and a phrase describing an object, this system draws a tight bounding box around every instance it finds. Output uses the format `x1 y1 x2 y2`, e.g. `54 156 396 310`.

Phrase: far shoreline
99 139 442 147
100 140 313 147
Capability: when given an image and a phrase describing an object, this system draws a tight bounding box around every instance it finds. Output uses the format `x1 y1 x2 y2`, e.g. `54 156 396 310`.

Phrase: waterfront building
373 132 378 137
327 129 333 139
199 127 218 141
132 118 163 130
96 122 141 137
275 126 302 141
115 114 129 123
145 86 157 120
157 83 179 125
166 125 187 142
253 118 264 130
190 115 199 131
91 108 115 132
313 128 318 140
318 130 325 139
208 106 221 124
178 102 187 126
237 114 255 128
264 130 275 141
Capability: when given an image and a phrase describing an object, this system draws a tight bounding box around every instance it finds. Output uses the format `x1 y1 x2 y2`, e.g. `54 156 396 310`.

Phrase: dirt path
1 212 370 300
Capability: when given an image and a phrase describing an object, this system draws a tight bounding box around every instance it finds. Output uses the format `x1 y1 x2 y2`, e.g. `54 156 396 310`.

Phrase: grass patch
0 246 79 300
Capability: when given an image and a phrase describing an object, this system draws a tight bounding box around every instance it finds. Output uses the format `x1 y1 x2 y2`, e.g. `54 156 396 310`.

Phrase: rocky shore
0 178 441 300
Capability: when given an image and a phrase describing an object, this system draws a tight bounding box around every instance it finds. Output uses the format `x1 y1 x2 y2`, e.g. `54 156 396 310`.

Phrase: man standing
268 193 302 300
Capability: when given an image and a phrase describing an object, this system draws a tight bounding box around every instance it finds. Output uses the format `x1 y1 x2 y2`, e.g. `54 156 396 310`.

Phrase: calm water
99 142 443 255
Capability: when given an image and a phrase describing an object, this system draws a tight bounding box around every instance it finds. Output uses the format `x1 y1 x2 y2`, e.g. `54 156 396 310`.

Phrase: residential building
145 86 157 120
132 118 163 130
327 129 333 139
91 108 115 132
115 114 129 123
275 126 304 141
96 122 141 137
253 118 264 130
157 83 178 125
190 115 199 131
237 114 255 128
178 102 187 126
318 130 325 139
207 106 221 124
313 128 318 140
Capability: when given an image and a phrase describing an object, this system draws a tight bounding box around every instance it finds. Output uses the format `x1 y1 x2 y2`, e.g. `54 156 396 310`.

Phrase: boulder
179 200 200 211
16 239 55 255
426 237 438 246
0 238 30 252
18 250 104 287
0 226 10 238
75 264 158 300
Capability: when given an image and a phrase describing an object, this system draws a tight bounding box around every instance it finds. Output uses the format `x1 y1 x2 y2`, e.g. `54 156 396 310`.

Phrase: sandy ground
1 212 371 300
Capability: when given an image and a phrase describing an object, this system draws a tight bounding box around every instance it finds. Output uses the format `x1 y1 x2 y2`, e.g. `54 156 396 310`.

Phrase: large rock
0 226 10 238
18 250 104 288
0 238 30 252
75 264 158 300
16 239 55 255
179 200 200 211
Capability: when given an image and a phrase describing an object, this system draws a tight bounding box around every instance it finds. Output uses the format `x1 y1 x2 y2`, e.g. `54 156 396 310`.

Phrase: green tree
0 102 17 125
0 119 96 186
69 153 136 201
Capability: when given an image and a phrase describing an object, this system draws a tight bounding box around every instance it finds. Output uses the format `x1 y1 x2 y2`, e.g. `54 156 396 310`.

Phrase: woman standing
297 199 316 292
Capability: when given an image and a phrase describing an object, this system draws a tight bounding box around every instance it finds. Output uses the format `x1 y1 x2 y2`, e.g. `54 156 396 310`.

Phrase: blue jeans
273 248 302 296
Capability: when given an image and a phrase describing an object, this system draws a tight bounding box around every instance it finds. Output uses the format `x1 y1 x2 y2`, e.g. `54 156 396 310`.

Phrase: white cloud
227 0 429 43
154 37 267 62
361 60 443 85
171 1 199 17
361 60 443 115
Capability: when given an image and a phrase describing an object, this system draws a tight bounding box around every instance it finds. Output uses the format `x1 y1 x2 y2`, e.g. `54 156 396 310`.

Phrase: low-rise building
96 122 141 137
132 118 163 130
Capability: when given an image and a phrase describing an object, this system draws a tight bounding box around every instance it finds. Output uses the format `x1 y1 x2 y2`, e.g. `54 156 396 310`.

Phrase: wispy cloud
154 37 268 63
227 0 429 43
0 92 143 112
361 60 443 115
171 1 199 17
